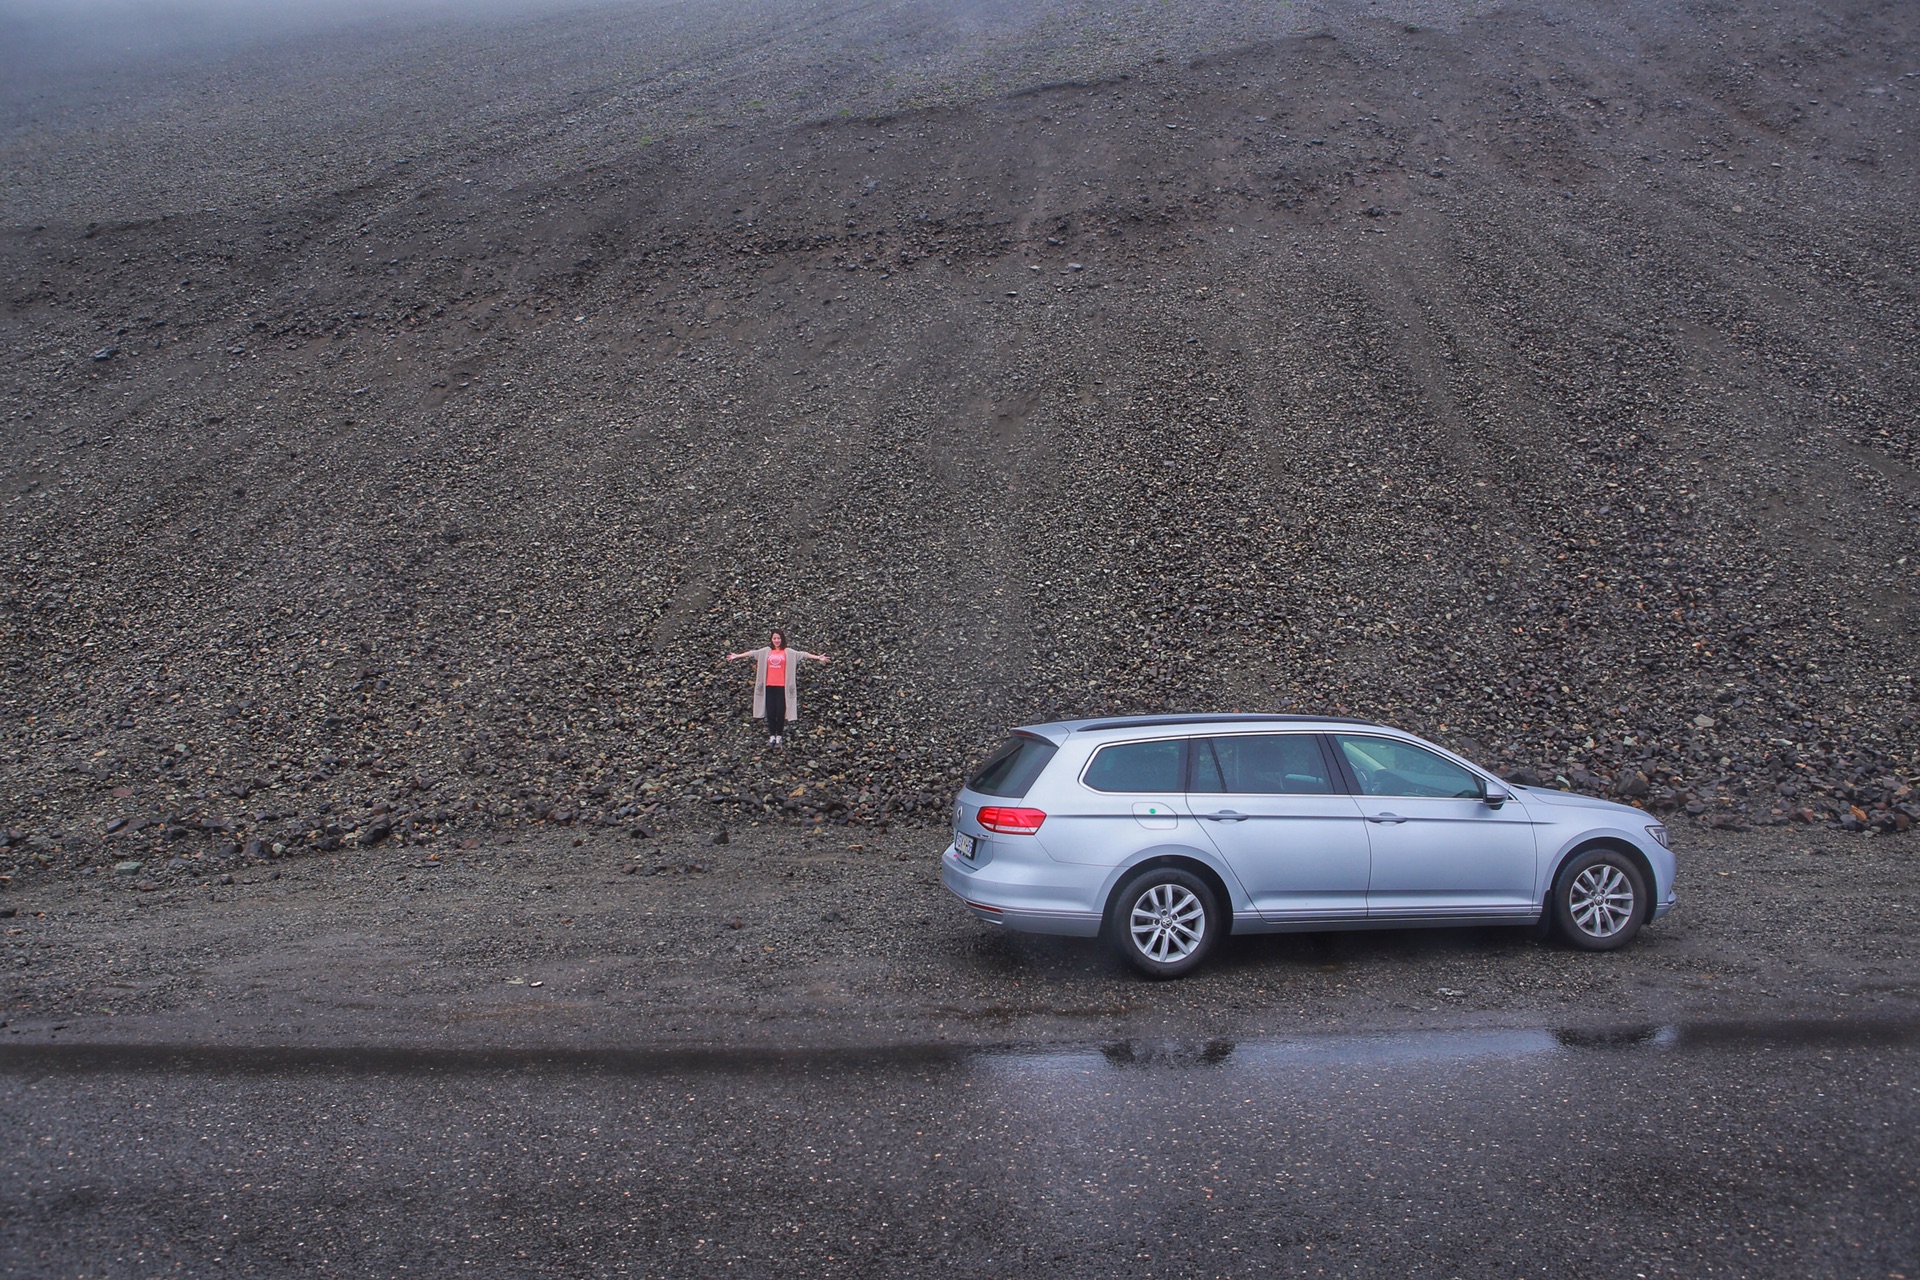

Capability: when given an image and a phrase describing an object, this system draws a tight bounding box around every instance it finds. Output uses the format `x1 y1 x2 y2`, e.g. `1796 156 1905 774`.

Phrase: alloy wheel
1128 883 1206 962
1568 863 1635 938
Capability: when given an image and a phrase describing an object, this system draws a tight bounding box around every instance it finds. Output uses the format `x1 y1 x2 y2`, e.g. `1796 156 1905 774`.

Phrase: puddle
985 1027 1667 1078
988 1018 1920 1078
0 1017 1913 1078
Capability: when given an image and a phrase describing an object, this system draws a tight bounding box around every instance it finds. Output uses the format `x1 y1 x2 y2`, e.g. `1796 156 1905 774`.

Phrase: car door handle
1367 812 1408 824
1202 810 1250 823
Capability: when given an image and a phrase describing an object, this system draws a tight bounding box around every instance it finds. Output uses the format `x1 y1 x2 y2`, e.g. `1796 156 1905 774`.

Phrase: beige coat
744 646 821 720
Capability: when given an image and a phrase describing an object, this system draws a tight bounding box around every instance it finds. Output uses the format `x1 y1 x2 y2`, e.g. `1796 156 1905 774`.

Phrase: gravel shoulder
4 822 1916 1051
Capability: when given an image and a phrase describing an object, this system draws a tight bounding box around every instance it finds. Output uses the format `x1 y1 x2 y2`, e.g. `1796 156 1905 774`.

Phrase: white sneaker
774 734 785 746
768 735 778 746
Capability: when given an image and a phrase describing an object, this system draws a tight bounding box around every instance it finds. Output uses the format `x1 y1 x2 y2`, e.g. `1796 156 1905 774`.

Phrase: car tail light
976 806 1046 835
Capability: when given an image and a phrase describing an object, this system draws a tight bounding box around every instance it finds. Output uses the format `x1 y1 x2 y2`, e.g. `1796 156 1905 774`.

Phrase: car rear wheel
1107 867 1220 978
1551 847 1649 951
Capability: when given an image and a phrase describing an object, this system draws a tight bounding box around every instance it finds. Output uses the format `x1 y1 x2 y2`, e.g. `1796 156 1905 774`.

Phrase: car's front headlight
1645 823 1669 849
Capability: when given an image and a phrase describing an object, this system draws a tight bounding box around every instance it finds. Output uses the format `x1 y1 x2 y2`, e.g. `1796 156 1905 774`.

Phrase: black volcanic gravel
0 0 1916 892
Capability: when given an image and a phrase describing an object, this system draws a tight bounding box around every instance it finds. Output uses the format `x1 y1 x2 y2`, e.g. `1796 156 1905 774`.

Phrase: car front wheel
1107 867 1220 978
1551 847 1649 951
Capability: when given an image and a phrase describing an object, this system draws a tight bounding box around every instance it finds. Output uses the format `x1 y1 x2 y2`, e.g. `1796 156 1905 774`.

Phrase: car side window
1083 739 1186 793
1191 739 1227 793
1191 734 1335 795
1334 735 1482 799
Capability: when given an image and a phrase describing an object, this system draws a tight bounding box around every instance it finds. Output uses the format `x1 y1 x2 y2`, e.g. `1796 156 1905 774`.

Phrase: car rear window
966 735 1059 799
1083 738 1186 793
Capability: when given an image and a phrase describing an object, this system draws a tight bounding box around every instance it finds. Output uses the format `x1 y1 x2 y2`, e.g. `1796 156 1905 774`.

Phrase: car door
1036 736 1208 867
1187 732 1371 922
1330 733 1538 920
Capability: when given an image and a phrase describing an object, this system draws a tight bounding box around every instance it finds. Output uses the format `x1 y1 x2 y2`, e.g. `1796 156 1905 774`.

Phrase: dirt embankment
0 0 1916 894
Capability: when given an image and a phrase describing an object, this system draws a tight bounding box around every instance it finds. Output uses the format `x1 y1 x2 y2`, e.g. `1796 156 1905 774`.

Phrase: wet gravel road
4 1019 1916 1278
3 824 1917 1276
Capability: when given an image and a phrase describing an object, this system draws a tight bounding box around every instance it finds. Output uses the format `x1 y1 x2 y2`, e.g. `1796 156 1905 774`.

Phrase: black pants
765 686 788 737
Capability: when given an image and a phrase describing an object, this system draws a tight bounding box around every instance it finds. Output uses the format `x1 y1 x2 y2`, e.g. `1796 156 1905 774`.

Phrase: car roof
1013 712 1386 743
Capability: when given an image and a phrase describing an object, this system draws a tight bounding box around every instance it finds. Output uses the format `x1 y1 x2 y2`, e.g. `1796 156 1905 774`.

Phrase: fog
0 0 639 80
1 0 1180 223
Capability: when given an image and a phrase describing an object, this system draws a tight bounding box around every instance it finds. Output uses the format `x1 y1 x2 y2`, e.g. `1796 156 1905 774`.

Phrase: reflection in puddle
1554 1025 1673 1051
1100 1039 1237 1070
988 1028 1581 1077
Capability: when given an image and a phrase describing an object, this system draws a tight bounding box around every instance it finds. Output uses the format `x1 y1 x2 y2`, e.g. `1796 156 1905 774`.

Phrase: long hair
769 629 786 649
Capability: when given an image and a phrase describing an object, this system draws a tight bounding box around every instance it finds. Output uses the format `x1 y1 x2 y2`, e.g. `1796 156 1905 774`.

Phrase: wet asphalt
4 1019 1916 1278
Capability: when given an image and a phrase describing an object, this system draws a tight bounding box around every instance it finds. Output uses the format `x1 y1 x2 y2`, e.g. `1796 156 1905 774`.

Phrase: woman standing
725 630 829 747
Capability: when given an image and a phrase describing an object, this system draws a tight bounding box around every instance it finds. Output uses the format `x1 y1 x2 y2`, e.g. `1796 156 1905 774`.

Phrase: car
941 713 1676 978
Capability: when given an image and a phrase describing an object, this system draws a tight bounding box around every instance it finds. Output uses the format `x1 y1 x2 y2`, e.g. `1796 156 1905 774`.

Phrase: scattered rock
0 2 1910 866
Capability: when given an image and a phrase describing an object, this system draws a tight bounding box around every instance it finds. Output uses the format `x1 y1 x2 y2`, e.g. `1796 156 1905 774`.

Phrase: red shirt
764 649 789 688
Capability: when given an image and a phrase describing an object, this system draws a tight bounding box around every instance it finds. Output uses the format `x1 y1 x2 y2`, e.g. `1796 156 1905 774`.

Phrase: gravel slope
0 0 1916 892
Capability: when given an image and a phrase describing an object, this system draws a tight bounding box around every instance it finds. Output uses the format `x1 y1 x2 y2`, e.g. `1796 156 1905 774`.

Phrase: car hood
1515 786 1650 822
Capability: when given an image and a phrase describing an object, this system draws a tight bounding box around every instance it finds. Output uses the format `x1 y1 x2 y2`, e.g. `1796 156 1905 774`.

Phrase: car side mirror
1482 780 1512 810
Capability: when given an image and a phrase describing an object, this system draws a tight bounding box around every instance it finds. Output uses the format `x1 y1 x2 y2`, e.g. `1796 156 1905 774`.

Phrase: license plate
954 832 977 860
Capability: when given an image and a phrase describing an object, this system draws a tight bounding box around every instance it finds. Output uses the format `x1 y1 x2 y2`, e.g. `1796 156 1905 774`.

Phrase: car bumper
940 843 1103 937
1652 889 1677 923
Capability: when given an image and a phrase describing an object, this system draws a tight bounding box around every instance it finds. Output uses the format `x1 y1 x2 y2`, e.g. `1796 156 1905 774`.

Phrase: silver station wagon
941 714 1676 977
